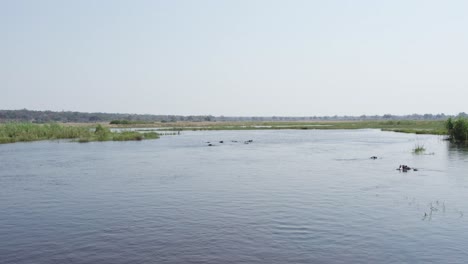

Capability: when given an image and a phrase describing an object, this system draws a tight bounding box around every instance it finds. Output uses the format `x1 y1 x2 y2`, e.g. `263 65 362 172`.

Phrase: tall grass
0 123 159 144
130 120 447 135
0 123 92 143
446 117 468 142
413 143 426 154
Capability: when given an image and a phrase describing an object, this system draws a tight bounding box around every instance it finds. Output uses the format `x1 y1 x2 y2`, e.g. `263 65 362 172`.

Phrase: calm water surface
1 129 468 264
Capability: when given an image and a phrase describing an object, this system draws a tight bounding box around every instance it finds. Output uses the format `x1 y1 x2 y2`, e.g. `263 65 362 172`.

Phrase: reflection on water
1 129 468 264
448 142 468 156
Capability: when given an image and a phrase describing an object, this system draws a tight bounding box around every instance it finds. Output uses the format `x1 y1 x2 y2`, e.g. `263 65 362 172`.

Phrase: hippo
397 165 414 172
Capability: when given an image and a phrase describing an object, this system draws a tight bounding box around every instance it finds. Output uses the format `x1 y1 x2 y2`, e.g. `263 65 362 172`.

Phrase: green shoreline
0 123 159 144
1 120 450 144
111 120 448 135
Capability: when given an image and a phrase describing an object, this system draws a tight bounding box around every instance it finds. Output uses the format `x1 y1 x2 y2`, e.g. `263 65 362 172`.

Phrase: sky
1 0 467 116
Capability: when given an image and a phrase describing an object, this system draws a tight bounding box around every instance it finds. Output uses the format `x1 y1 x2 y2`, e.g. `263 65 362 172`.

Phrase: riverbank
108 120 448 135
0 120 447 144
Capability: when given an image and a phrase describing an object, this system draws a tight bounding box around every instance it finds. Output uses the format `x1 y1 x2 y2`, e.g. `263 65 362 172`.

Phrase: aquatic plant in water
413 143 426 154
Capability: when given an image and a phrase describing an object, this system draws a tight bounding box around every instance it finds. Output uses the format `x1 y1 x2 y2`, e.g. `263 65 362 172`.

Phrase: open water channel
1 129 467 263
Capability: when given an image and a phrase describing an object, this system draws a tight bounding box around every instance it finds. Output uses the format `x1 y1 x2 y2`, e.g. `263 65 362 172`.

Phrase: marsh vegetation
0 123 159 144
0 119 456 144
446 117 468 142
412 143 426 154
109 119 448 135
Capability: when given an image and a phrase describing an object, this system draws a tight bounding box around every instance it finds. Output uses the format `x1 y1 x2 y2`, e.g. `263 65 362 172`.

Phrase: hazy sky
1 0 467 116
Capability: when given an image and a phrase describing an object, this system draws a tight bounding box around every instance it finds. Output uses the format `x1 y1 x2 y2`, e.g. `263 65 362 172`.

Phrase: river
1 129 467 263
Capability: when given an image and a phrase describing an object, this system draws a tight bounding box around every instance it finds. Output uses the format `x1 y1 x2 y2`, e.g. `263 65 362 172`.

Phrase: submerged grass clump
413 143 426 154
0 123 159 144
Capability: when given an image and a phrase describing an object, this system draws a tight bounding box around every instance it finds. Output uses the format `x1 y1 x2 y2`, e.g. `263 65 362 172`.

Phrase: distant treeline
0 109 216 123
0 109 466 123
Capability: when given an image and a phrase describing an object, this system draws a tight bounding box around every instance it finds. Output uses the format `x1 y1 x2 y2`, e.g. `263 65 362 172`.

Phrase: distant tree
446 117 468 142
89 116 101 122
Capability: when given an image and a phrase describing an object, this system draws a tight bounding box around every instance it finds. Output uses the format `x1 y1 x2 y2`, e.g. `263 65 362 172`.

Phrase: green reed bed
0 123 92 143
77 125 159 143
0 123 159 144
147 120 448 135
446 117 468 142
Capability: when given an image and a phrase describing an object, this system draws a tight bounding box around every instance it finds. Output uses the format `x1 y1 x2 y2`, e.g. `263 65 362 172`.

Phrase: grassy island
109 119 448 135
0 123 159 144
3 119 467 145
